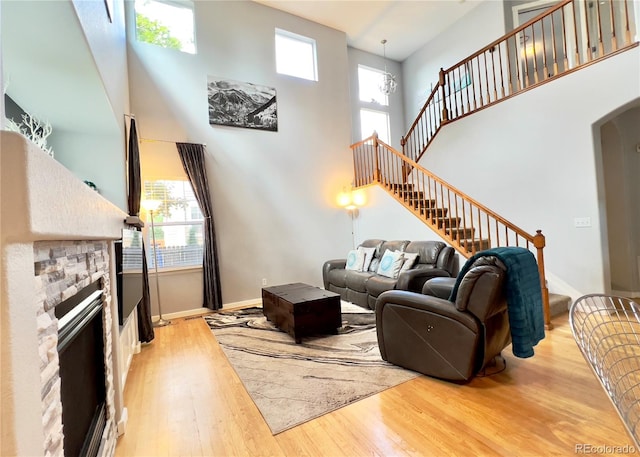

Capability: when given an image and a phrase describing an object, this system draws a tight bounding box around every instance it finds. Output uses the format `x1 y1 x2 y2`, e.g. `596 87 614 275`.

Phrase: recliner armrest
395 267 450 293
376 290 479 332
322 259 347 289
422 277 457 299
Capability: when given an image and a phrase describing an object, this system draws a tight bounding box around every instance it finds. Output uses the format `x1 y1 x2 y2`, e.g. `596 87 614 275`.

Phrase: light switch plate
574 217 591 228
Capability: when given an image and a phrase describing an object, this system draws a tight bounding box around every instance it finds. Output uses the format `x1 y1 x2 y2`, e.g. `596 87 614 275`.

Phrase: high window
142 180 203 269
360 108 390 144
358 66 388 106
275 28 318 81
358 65 391 143
134 0 196 54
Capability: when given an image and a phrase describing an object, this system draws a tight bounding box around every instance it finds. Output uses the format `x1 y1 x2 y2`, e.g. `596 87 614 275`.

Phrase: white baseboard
151 299 262 321
611 289 640 298
223 298 262 310
117 407 128 436
545 271 584 303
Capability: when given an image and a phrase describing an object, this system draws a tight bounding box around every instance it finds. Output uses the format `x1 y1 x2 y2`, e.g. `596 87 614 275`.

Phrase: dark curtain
176 142 223 310
127 118 155 342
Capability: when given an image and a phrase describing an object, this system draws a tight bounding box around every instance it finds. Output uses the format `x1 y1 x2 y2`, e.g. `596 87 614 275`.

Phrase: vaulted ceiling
254 0 485 61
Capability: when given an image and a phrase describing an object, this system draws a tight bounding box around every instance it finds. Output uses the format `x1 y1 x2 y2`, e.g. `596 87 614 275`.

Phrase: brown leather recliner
375 256 511 382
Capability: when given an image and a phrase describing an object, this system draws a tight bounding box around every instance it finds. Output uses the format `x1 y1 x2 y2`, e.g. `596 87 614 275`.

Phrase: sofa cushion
377 249 405 279
345 270 375 292
366 275 398 298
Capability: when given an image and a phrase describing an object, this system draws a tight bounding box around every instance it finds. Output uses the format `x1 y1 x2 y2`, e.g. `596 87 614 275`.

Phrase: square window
360 109 390 144
135 0 196 54
358 65 388 106
275 29 318 81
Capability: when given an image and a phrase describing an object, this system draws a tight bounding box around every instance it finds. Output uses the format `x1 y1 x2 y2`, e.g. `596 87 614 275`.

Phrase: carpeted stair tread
549 293 571 317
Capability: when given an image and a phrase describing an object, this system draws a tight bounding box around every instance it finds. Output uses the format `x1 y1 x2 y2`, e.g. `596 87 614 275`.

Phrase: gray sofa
322 239 457 309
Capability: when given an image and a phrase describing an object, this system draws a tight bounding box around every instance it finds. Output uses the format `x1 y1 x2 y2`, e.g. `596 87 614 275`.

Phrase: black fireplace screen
56 280 107 457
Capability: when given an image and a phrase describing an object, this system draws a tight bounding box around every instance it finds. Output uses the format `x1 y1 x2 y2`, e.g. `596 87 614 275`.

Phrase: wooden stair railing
351 133 552 328
402 0 638 164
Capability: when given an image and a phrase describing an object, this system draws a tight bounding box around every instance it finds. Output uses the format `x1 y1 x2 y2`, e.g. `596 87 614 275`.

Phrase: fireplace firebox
55 280 107 457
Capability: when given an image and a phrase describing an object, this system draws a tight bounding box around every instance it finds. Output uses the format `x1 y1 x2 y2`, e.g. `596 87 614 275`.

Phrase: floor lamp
141 199 171 327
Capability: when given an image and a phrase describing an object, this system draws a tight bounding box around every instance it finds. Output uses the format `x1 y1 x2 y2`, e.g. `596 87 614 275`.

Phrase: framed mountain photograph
207 77 278 132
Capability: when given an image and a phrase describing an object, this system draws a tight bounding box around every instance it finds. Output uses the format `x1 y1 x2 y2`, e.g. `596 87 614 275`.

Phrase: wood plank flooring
115 312 633 456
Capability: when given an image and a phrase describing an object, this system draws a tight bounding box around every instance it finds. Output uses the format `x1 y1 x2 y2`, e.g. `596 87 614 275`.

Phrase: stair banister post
439 68 450 123
534 229 552 330
372 131 381 183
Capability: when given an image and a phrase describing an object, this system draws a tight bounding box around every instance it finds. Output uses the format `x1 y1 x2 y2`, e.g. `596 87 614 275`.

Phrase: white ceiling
254 0 486 61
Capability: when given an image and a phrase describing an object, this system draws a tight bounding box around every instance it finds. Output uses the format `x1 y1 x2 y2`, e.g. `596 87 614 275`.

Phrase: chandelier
379 39 397 96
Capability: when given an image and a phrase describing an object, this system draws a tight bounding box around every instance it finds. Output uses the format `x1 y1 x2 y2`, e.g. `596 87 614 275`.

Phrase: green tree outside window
136 13 183 50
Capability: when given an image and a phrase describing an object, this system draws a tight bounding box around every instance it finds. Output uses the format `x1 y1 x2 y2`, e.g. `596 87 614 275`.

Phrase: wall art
207 77 277 132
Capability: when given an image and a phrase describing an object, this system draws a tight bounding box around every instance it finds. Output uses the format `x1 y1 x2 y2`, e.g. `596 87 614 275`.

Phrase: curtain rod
140 137 206 147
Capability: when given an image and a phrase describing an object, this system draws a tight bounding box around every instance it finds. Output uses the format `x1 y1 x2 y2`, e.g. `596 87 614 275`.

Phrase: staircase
349 0 638 329
402 0 638 165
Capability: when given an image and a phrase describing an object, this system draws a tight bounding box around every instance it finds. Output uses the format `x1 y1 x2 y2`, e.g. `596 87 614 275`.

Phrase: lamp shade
337 191 352 208
140 199 161 212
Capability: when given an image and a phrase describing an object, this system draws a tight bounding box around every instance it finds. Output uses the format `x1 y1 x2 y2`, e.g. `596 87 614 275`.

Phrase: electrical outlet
574 217 592 228
262 278 267 286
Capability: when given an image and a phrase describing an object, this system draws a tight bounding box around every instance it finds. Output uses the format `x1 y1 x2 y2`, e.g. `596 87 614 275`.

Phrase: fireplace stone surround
1 132 129 456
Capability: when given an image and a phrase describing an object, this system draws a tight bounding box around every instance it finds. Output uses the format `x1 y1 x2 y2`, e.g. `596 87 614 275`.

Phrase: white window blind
143 180 204 269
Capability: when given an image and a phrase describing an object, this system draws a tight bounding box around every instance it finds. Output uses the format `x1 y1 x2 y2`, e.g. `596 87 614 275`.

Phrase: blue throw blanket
450 247 545 358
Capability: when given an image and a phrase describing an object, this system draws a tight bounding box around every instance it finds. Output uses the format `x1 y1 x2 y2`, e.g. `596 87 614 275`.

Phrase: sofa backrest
405 241 456 275
454 256 507 322
358 239 385 257
378 240 410 257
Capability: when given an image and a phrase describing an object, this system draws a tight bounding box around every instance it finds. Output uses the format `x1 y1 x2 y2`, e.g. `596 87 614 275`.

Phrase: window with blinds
143 180 204 269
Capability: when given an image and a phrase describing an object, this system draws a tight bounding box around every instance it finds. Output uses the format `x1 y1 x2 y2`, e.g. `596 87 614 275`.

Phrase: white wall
71 0 129 210
402 0 506 125
49 131 125 206
412 49 640 296
126 1 354 309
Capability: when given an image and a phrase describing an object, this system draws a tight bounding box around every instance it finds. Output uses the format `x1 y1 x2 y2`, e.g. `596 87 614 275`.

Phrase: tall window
143 180 203 269
275 28 318 81
134 0 196 54
358 64 391 143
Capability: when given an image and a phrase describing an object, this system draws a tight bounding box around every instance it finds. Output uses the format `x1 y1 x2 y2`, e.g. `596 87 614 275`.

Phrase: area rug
204 302 418 434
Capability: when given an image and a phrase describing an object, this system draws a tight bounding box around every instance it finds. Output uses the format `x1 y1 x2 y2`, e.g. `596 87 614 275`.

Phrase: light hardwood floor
115 312 632 456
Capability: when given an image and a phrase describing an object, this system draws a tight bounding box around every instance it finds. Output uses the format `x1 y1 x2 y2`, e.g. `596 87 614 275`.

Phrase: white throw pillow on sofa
400 252 419 272
360 247 376 271
345 250 362 270
346 246 376 271
377 250 405 279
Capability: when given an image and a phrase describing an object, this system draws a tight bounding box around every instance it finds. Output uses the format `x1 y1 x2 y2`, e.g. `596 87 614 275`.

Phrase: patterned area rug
204 302 418 434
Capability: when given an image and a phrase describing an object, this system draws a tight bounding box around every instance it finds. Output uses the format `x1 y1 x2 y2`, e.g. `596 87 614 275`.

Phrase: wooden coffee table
262 283 342 343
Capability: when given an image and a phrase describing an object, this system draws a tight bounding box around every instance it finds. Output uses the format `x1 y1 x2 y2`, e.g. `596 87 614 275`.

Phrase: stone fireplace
1 132 128 456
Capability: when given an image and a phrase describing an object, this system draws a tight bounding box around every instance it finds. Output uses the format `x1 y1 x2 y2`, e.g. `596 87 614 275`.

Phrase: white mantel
1 131 127 456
